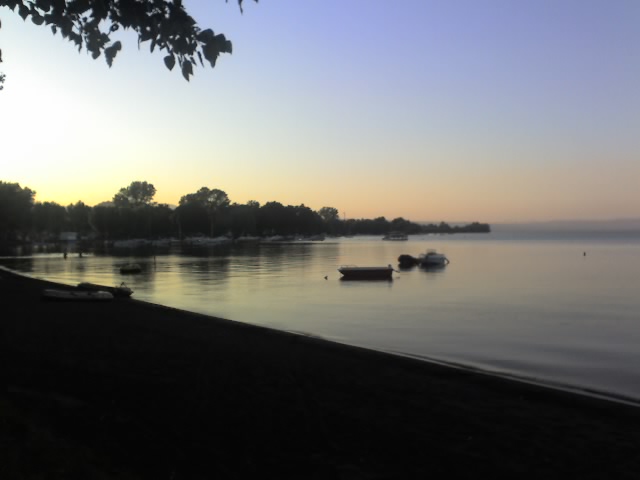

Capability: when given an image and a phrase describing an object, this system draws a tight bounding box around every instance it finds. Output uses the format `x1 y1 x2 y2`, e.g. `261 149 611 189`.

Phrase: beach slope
1 268 640 478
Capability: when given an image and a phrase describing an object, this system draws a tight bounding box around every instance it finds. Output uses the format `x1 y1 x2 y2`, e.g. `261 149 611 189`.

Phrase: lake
3 229 640 403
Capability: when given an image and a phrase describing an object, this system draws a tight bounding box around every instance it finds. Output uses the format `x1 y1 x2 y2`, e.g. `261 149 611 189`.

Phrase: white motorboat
419 250 450 267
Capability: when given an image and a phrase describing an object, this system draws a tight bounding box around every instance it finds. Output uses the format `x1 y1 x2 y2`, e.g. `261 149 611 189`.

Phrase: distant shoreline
491 218 640 232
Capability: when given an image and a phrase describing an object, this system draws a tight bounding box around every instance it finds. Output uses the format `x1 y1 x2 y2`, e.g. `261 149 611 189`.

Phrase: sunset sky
1 0 638 223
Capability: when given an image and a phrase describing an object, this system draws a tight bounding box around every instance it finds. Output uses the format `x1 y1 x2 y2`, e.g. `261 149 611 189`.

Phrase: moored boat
42 288 114 302
77 282 133 297
382 231 408 241
419 250 450 267
120 263 142 274
338 265 394 280
397 254 420 268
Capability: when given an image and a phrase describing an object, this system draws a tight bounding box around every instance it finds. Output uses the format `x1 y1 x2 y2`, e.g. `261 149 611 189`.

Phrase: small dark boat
397 254 419 268
120 263 142 274
338 265 394 280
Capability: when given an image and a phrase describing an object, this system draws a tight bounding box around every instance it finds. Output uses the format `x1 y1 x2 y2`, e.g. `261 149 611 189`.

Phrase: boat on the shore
338 265 395 280
42 288 114 302
419 250 450 267
77 282 133 298
120 263 142 274
382 231 408 241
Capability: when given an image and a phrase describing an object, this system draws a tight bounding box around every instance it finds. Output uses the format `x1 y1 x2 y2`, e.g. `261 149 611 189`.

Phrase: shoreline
8 264 640 409
2 267 640 477
6 265 639 408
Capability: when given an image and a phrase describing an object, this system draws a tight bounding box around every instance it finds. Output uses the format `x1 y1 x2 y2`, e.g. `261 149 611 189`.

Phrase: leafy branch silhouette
0 0 257 86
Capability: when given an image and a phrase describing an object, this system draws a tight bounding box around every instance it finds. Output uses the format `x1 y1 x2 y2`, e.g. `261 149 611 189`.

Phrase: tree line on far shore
0 180 490 243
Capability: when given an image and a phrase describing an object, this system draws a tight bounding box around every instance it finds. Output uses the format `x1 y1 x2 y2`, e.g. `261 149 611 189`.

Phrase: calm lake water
3 230 640 403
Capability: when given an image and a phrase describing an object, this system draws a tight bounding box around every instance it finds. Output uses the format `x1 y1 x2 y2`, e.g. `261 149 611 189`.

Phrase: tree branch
0 0 257 82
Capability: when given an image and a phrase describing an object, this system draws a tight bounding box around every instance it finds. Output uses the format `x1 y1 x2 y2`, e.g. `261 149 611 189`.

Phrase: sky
0 0 638 223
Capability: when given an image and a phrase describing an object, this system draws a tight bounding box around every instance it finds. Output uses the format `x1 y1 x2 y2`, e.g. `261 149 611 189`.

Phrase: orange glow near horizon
1 2 638 224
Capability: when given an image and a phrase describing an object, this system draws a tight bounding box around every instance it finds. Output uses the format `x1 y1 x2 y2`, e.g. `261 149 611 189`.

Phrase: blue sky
1 0 638 222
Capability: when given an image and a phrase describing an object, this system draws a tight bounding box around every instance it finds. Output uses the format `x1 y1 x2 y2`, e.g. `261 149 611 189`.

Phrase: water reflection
3 237 640 401
420 264 447 274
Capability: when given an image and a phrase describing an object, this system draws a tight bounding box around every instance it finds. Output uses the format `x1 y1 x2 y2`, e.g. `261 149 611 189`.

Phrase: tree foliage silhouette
0 181 35 239
179 186 230 237
113 180 157 207
0 0 257 86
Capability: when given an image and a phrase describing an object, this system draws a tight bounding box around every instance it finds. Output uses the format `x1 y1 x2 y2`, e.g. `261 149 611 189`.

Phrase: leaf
181 59 192 81
51 25 57 35
31 13 44 26
105 42 122 67
202 43 219 68
18 4 30 20
164 54 175 71
196 29 214 43
214 34 232 54
69 32 82 47
59 17 74 38
35 0 52 13
140 30 153 43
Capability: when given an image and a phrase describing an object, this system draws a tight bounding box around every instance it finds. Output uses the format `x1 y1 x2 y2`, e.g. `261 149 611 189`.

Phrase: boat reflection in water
338 265 394 280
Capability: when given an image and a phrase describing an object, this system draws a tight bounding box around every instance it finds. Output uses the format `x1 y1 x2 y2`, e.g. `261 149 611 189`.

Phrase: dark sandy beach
1 267 640 479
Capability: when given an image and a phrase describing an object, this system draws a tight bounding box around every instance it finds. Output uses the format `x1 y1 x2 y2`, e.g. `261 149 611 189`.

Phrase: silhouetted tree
293 204 323 236
113 181 157 208
0 180 491 242
0 181 34 240
389 217 422 234
175 202 208 237
0 0 256 84
317 207 338 223
228 201 260 237
91 204 119 239
317 206 339 234
179 187 230 237
32 201 67 237
438 221 452 233
66 201 92 235
147 203 175 238
257 201 286 236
